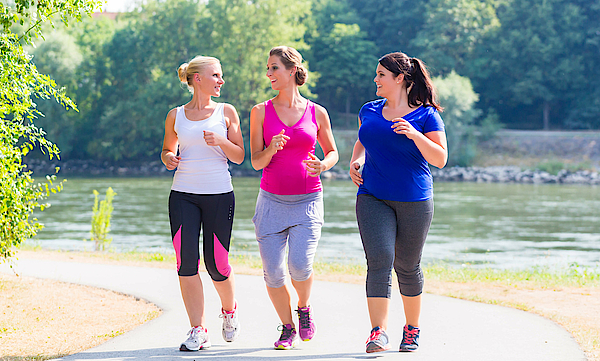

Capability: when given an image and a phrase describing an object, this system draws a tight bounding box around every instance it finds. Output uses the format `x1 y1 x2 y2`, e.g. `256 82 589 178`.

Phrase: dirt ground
1 250 598 361
0 273 161 360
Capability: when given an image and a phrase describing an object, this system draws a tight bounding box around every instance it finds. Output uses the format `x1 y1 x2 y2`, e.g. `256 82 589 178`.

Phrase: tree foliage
12 0 600 170
0 0 101 260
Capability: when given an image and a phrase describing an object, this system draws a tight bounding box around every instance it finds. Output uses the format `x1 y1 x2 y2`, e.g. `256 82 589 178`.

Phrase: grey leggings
356 194 434 298
252 189 324 288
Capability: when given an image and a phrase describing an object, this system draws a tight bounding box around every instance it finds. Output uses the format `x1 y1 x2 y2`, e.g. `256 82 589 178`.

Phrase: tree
434 71 482 166
469 0 590 130
346 0 428 57
0 0 102 261
309 23 378 121
411 0 500 75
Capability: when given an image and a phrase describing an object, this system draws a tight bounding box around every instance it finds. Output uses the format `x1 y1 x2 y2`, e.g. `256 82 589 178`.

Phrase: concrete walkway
2 257 585 361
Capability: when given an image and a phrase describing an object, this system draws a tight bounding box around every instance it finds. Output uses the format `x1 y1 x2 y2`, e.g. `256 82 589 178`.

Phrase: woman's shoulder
360 98 385 114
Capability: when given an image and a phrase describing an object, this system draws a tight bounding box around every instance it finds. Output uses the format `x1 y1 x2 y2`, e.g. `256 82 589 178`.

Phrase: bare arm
203 104 245 164
303 105 339 176
161 108 180 170
348 116 365 186
249 104 289 170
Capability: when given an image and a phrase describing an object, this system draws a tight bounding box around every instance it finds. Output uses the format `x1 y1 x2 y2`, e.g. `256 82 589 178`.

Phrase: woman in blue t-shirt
349 52 448 353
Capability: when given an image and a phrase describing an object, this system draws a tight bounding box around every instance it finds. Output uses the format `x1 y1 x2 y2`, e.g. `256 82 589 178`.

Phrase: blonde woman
161 56 244 351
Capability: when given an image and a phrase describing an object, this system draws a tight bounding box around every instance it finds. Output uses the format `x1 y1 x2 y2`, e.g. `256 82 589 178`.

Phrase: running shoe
273 324 298 350
296 306 316 341
399 324 420 352
220 303 240 342
180 326 211 351
365 326 391 353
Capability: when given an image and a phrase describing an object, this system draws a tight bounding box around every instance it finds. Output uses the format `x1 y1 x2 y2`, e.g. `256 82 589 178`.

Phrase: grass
424 262 600 288
19 242 600 288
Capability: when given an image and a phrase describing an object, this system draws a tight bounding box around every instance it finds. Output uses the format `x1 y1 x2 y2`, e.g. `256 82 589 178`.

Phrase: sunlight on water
30 177 600 269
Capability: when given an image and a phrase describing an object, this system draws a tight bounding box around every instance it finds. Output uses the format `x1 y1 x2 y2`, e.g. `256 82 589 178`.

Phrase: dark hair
378 52 442 111
269 46 308 86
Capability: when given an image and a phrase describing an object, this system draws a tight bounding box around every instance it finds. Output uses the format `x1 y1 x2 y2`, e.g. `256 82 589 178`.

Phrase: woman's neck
385 87 410 109
187 92 212 110
274 87 304 108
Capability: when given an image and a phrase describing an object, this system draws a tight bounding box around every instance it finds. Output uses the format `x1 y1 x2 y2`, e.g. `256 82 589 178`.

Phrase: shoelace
403 327 418 344
366 328 383 343
296 308 311 329
220 312 236 329
187 327 203 341
277 325 294 341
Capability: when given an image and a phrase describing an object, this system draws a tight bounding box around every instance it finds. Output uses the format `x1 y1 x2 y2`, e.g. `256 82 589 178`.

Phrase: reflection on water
31 177 600 269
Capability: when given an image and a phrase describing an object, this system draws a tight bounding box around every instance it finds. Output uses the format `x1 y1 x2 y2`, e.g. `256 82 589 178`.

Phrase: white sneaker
180 326 211 351
220 303 240 342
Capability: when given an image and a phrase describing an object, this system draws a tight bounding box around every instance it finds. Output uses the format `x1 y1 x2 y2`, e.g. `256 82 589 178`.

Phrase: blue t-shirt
357 99 445 202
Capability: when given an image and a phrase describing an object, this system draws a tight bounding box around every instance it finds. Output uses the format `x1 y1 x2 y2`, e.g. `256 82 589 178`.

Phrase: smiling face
374 63 404 98
266 55 294 91
195 62 224 97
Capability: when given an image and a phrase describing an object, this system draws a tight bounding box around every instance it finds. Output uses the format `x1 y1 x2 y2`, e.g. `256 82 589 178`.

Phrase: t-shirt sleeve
423 108 445 133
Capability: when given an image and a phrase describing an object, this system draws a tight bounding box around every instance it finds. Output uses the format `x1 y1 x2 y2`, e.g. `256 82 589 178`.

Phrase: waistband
258 188 322 205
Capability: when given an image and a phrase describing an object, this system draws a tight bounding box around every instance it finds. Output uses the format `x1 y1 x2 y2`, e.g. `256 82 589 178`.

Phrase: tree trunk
543 101 550 130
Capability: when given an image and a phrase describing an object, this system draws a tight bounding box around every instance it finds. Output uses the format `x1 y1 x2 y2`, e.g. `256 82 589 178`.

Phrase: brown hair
269 46 308 86
379 52 442 111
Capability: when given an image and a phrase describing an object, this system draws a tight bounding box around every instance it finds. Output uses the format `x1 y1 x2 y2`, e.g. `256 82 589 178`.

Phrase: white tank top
171 103 233 194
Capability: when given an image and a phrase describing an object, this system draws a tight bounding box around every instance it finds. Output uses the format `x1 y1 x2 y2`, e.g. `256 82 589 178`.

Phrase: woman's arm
203 103 245 164
249 103 289 170
161 108 180 170
348 116 365 186
304 105 339 176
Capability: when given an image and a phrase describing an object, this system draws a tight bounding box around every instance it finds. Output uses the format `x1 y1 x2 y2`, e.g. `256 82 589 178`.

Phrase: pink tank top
260 99 322 195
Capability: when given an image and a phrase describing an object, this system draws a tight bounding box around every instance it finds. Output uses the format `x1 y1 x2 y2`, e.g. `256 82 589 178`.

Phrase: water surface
31 177 600 269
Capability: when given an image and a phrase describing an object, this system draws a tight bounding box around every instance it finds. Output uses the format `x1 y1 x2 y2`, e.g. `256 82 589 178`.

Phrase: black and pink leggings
168 190 234 281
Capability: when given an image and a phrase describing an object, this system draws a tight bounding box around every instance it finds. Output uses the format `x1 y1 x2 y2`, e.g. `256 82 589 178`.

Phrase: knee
263 265 286 288
288 258 312 282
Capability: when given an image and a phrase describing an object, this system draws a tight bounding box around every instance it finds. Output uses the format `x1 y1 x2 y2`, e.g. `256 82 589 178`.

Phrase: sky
102 0 137 12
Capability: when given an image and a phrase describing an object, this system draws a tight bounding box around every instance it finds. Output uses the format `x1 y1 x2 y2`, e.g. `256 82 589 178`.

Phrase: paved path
2 257 585 361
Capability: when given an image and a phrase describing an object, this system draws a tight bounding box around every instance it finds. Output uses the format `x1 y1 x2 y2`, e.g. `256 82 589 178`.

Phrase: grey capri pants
356 194 434 298
252 189 324 288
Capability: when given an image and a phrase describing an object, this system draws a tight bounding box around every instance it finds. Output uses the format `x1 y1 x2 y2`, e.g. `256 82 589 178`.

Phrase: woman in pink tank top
250 46 338 349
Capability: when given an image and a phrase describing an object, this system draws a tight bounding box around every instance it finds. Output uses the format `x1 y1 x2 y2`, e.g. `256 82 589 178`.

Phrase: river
30 177 600 269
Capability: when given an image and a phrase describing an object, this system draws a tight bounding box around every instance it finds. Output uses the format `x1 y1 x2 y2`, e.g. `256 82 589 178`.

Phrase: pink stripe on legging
214 233 231 278
173 226 182 272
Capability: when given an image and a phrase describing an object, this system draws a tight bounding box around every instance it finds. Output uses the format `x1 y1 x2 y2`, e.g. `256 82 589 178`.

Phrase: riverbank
2 249 599 360
24 130 600 185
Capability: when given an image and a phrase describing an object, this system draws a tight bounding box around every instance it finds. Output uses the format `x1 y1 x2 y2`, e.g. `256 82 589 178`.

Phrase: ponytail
409 57 442 111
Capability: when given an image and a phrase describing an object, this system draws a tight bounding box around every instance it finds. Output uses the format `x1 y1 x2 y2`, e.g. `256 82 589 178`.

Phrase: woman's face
266 55 294 90
374 63 403 98
196 62 224 97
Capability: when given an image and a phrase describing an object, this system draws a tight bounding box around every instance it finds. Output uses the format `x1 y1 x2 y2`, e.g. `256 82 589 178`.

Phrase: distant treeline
28 0 600 165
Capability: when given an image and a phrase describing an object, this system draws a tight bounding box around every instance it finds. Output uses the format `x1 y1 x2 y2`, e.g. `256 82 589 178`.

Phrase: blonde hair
269 46 308 86
177 56 220 93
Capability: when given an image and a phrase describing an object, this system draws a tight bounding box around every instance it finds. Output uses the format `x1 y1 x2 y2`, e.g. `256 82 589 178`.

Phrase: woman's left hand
204 130 226 146
303 153 325 177
391 118 418 140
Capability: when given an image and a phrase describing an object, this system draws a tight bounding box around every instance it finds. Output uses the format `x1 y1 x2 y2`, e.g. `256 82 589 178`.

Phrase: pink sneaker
274 324 298 349
296 306 316 341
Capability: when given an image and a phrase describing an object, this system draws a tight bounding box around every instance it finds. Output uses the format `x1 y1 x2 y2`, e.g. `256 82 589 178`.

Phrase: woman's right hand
349 161 363 186
268 129 290 153
165 153 181 171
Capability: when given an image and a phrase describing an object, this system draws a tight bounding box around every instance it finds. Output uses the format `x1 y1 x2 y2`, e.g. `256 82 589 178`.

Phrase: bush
89 187 116 251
